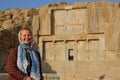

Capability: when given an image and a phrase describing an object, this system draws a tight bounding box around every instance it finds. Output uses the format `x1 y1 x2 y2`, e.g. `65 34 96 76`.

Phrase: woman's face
20 29 32 45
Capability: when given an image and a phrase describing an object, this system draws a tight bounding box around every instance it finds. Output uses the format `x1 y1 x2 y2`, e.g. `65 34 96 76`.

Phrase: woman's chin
24 43 30 45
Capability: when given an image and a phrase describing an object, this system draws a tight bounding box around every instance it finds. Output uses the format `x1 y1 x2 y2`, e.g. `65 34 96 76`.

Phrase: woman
6 28 42 80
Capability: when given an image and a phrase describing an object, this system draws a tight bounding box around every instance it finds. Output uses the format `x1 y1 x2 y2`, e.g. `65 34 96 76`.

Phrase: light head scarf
17 28 41 80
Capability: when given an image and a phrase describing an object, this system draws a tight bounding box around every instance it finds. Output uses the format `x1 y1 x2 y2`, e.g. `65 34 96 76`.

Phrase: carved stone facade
0 2 120 80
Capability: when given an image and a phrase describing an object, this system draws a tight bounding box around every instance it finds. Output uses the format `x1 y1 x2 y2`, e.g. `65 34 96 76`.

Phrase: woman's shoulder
10 47 18 52
9 47 18 54
33 50 41 57
7 48 18 60
11 47 18 50
34 50 39 55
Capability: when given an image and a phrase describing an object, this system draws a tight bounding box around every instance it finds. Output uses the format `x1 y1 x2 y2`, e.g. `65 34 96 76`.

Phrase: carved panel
43 35 105 61
54 9 87 35
44 42 66 61
88 40 100 51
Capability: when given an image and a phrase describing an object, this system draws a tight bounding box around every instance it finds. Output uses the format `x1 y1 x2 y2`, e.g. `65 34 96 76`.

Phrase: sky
0 0 119 10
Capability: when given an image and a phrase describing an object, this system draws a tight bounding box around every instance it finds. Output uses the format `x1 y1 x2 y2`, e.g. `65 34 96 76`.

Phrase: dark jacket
6 48 43 80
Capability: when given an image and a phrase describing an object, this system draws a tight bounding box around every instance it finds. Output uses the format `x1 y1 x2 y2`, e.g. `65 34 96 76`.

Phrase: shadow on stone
42 61 56 73
0 28 20 73
42 61 60 80
99 74 105 80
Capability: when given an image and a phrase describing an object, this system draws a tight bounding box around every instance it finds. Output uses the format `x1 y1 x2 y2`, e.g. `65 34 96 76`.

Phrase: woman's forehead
20 29 32 34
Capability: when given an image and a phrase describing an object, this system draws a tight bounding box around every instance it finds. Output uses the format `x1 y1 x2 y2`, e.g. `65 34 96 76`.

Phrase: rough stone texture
0 1 120 80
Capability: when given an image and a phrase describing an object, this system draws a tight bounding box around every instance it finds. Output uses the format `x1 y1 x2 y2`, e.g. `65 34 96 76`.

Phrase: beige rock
2 20 14 29
0 2 120 80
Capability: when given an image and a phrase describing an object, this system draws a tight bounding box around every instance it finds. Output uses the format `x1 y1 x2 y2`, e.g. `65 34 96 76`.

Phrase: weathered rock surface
0 2 120 80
